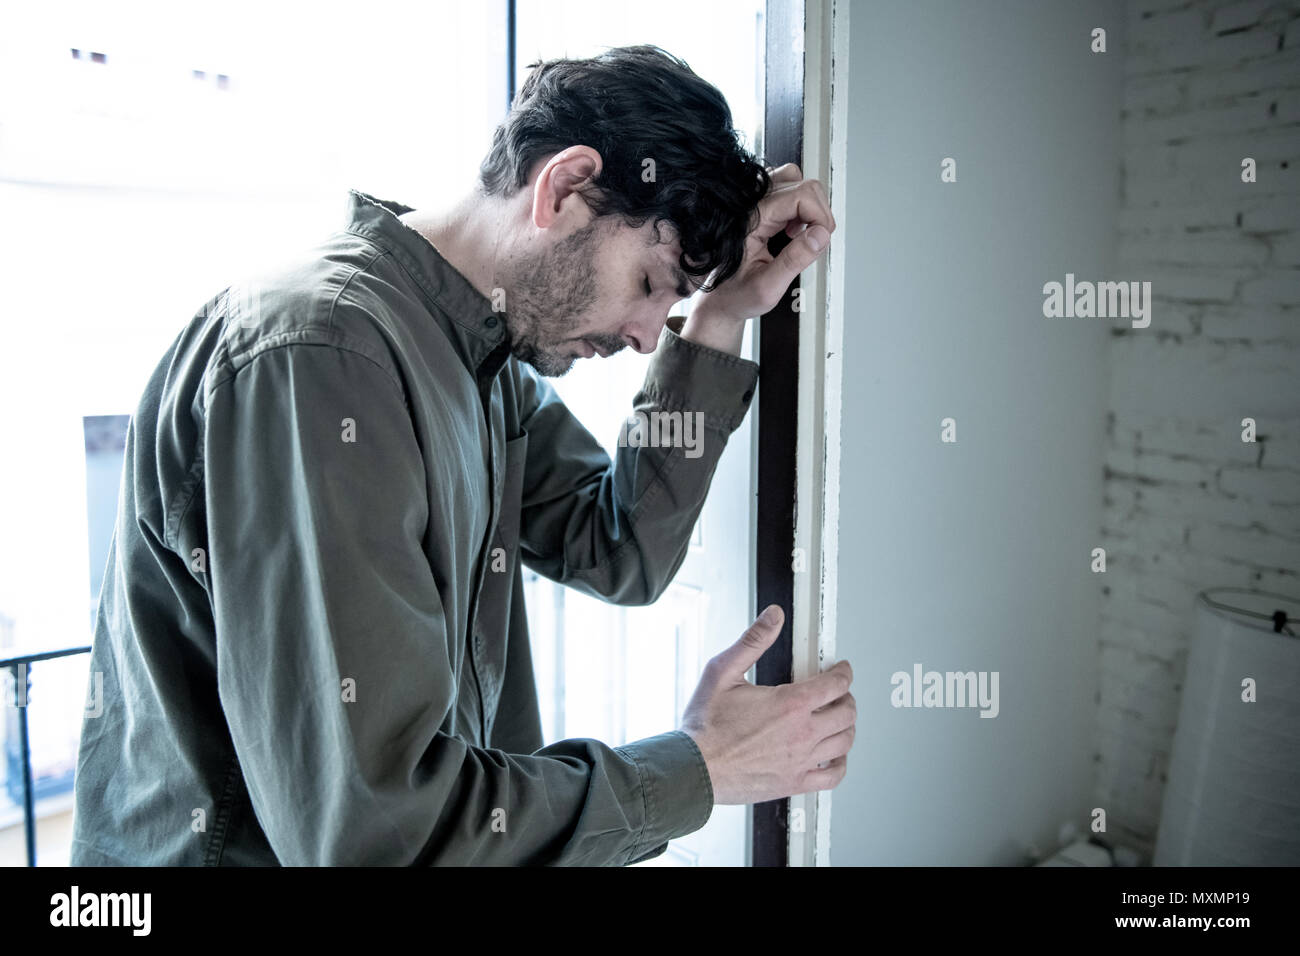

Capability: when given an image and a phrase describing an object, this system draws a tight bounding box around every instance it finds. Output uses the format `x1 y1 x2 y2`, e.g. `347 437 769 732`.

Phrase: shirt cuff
639 326 760 434
614 729 715 865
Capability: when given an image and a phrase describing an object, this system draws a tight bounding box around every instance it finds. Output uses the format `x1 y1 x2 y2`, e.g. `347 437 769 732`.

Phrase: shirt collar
342 189 511 386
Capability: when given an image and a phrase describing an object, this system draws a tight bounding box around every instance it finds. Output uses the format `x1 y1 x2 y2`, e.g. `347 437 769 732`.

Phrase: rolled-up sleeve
516 325 760 605
202 340 712 865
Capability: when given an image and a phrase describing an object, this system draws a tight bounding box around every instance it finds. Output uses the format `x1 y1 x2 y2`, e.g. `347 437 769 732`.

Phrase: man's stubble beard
502 217 625 377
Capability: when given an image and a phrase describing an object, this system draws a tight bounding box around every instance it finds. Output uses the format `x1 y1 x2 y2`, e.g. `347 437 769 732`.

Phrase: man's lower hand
679 605 856 805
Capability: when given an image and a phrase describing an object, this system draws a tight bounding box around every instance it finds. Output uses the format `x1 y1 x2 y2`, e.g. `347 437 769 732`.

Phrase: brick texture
1100 0 1300 860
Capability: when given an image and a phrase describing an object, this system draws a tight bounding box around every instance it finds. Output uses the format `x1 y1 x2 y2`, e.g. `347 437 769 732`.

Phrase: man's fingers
811 724 855 765
759 223 831 301
797 659 854 710
766 163 802 185
752 179 835 245
713 605 785 683
811 691 856 738
800 754 848 793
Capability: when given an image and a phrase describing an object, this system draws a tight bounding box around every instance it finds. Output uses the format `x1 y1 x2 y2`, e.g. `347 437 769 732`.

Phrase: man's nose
624 312 667 354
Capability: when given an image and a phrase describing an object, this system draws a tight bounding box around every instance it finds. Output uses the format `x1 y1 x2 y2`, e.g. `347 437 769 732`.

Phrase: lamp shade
1154 588 1300 866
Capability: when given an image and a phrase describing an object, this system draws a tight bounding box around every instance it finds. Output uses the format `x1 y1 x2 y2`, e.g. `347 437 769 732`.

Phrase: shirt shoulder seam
344 226 492 343
322 243 389 335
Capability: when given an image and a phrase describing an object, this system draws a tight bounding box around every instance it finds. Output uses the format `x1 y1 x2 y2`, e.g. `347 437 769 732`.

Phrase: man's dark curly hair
478 44 771 291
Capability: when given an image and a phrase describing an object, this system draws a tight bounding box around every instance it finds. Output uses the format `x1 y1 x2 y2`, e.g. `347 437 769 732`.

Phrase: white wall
1099 0 1300 858
829 0 1123 864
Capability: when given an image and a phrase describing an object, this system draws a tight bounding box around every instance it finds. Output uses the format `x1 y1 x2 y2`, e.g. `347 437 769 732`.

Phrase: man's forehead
642 221 701 297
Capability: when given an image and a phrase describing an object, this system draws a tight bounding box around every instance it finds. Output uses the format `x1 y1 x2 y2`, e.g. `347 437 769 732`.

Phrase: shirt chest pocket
470 430 529 724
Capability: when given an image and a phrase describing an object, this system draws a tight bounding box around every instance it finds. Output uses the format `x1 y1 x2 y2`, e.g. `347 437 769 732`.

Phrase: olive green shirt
70 190 760 866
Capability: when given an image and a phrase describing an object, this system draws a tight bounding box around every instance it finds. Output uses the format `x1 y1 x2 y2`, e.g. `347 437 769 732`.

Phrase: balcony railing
1 645 91 867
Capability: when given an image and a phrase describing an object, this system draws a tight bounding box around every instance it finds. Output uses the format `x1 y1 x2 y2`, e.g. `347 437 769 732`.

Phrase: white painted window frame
787 0 851 867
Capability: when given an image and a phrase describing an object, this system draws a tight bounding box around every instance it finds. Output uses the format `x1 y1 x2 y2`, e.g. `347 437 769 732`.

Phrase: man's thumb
718 605 784 681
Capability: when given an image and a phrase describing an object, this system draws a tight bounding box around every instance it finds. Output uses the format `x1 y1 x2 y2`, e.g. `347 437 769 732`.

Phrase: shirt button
485 315 498 328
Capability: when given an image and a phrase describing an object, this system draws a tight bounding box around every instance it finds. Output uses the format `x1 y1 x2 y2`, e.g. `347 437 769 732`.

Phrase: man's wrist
642 323 759 436
677 302 748 357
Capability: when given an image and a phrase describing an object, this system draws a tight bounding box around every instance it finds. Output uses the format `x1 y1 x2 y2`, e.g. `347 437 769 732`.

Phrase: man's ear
531 146 603 230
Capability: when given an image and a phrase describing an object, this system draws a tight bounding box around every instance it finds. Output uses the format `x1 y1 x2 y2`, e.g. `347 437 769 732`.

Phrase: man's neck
398 189 510 304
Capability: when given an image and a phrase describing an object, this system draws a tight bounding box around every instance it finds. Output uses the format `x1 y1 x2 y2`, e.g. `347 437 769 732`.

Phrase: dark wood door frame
752 0 805 869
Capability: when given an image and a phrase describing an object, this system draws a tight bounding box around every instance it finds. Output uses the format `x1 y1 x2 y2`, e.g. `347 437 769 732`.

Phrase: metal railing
1 645 91 867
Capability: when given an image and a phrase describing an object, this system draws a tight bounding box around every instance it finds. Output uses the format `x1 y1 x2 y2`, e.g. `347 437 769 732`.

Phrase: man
71 44 854 866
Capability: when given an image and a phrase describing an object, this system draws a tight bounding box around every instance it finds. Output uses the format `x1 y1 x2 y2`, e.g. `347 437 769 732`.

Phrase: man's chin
517 347 575 378
538 359 575 378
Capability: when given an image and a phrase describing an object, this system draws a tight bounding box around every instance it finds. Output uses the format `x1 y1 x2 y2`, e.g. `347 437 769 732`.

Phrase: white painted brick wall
1100 0 1300 860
